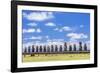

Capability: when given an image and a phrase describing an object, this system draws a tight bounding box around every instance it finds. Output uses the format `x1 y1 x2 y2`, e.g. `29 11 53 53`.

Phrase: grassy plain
22 53 90 62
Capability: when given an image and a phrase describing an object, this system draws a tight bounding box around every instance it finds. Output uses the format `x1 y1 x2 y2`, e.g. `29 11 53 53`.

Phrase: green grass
22 53 90 62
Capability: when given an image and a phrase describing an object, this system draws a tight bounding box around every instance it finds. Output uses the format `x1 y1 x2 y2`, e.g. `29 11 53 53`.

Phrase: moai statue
43 45 47 56
51 45 54 53
73 44 76 51
47 45 50 53
69 45 72 51
40 45 42 53
59 45 63 52
36 46 39 53
23 47 27 57
28 46 31 53
31 45 35 56
84 43 87 51
43 45 46 52
55 45 58 53
24 47 27 53
79 42 82 51
64 42 67 52
32 45 35 53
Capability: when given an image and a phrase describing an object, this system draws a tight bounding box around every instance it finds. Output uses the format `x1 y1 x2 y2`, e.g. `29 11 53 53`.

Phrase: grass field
23 53 90 62
22 53 90 62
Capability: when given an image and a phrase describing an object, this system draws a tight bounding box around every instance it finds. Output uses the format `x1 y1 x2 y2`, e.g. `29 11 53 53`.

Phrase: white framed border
17 5 94 68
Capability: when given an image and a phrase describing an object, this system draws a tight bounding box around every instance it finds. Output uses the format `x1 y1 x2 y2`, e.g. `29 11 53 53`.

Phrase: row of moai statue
23 42 89 53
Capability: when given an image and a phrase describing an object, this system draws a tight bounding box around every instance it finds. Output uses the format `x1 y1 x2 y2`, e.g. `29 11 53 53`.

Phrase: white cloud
54 28 59 31
45 22 56 26
54 28 63 32
85 41 90 44
59 29 63 32
54 26 72 32
30 36 42 40
23 42 33 49
47 39 64 42
67 33 88 40
37 28 41 33
23 12 54 21
23 12 27 17
45 35 49 39
80 25 84 28
46 39 64 47
24 36 42 40
23 41 43 49
62 26 72 31
27 22 37 27
23 29 35 33
23 28 42 33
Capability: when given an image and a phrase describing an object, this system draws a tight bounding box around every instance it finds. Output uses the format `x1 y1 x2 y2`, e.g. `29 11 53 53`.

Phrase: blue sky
22 10 90 44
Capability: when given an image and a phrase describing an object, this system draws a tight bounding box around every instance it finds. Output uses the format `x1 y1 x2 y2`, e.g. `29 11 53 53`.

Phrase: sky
22 10 90 46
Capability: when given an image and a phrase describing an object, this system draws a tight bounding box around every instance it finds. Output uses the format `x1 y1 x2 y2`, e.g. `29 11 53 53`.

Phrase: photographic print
22 10 90 62
11 1 97 72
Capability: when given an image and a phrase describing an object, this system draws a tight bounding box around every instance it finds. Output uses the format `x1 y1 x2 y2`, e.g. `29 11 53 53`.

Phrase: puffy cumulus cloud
45 35 49 39
27 22 37 27
47 39 64 42
59 29 63 32
54 28 59 31
23 29 35 33
37 28 42 33
30 36 42 40
54 26 72 32
23 12 54 21
67 32 88 40
23 28 42 33
62 26 72 31
80 25 84 28
45 22 56 26
24 36 42 40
